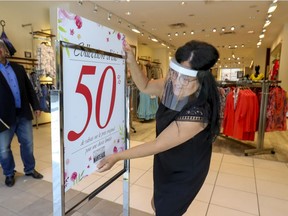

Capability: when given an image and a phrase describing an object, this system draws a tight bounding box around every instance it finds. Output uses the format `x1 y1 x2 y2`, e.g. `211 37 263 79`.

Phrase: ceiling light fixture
107 13 112 21
93 4 98 13
212 28 217 32
78 0 83 6
85 2 175 50
268 2 277 13
131 27 141 34
190 31 194 35
263 19 271 28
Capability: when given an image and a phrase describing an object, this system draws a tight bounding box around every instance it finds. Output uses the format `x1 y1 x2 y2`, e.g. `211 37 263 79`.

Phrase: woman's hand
123 40 136 65
97 154 118 172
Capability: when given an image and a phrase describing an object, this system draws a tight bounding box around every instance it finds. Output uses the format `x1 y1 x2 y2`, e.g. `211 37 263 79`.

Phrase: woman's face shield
161 58 198 111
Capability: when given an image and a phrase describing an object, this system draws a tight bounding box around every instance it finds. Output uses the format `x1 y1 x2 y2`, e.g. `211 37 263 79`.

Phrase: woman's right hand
123 40 136 65
96 154 118 172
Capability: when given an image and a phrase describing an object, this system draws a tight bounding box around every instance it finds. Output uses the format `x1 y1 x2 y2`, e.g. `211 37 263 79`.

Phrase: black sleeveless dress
153 103 212 216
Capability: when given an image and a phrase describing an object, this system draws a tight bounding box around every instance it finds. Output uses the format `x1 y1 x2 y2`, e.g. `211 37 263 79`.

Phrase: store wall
152 48 170 78
253 46 267 76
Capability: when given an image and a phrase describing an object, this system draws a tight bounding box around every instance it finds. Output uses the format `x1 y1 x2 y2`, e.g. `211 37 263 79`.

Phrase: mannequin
250 65 264 81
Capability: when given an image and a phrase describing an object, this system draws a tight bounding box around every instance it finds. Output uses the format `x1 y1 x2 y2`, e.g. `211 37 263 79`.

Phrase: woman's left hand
97 154 118 172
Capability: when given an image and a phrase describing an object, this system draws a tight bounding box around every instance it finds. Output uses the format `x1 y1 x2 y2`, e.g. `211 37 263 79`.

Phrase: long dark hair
175 40 220 141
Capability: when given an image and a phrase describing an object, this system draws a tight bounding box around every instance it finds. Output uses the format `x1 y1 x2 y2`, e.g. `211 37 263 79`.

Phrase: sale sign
57 9 126 191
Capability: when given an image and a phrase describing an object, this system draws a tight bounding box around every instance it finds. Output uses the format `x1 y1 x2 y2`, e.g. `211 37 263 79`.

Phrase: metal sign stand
51 41 130 215
51 90 65 216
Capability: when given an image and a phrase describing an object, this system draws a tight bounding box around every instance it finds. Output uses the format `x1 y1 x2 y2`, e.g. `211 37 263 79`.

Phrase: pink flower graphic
113 146 118 153
59 9 74 20
74 16 82 29
71 172 78 181
70 29 74 36
117 33 121 40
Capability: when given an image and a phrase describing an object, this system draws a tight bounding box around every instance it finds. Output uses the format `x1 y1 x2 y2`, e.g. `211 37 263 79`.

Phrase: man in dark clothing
0 39 43 187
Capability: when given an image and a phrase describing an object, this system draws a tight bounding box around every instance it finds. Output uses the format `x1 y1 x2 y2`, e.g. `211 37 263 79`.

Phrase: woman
97 40 220 216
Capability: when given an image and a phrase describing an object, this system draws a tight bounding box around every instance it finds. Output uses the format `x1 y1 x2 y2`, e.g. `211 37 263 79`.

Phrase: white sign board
57 8 126 192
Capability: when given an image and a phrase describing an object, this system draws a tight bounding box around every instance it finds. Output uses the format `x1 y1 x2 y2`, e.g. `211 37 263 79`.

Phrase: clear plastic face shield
161 58 198 111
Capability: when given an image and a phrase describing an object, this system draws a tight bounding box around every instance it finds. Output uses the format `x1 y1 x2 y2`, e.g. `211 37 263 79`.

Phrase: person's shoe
25 170 43 179
5 175 15 187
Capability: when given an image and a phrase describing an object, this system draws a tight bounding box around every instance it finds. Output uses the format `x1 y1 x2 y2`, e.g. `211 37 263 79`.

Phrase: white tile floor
6 123 288 215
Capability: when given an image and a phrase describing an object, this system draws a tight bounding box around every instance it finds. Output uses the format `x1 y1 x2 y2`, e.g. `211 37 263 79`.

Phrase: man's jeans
0 117 35 176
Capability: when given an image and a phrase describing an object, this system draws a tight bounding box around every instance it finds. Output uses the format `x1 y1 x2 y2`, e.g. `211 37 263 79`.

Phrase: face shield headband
161 58 199 111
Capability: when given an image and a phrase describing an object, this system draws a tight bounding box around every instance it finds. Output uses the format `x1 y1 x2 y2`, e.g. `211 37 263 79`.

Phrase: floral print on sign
58 9 83 57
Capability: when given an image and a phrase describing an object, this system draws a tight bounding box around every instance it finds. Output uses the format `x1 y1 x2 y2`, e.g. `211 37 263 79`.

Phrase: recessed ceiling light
125 11 131 16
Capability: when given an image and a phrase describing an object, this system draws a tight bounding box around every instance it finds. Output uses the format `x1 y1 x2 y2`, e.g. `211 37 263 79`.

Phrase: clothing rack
218 80 282 156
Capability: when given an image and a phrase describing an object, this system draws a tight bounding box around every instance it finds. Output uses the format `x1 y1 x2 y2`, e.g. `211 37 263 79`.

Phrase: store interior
0 1 288 216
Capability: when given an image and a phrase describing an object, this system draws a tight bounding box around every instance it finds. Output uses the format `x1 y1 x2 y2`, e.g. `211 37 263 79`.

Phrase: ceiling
91 0 287 68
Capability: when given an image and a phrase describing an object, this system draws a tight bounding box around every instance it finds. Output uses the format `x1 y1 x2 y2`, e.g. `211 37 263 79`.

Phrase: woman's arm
124 42 164 97
97 120 207 172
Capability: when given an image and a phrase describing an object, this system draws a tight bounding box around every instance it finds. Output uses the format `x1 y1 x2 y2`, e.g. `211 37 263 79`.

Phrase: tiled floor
0 121 288 216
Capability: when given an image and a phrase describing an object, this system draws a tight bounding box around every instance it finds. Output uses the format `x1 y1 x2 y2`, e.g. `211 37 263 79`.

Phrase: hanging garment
29 71 43 101
269 59 279 80
36 43 56 78
222 88 259 141
39 84 51 113
0 31 16 56
137 92 158 120
266 86 287 131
